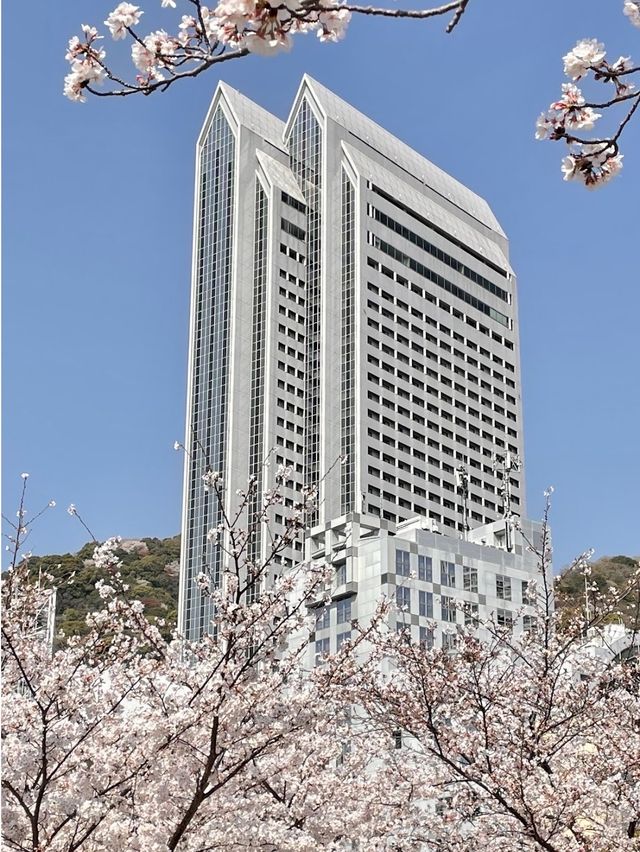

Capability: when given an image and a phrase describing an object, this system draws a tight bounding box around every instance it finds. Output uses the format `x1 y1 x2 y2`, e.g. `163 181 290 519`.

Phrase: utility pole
493 451 521 553
454 465 470 540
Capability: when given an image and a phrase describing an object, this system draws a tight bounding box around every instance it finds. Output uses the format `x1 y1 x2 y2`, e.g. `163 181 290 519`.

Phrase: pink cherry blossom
563 38 606 80
104 2 144 39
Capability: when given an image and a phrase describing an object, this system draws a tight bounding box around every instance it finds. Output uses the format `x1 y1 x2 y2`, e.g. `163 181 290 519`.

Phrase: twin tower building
178 76 543 647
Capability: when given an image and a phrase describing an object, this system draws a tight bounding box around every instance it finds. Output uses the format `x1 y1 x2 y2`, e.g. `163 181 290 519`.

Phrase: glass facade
247 179 268 579
341 170 356 513
289 99 322 518
183 107 235 640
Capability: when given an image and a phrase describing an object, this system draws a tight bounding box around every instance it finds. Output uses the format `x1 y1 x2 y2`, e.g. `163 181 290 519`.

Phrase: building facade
179 76 531 640
308 514 545 661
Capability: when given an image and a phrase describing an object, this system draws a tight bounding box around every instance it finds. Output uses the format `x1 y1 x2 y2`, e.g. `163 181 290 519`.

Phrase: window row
275 454 304 474
366 372 517 423
277 360 304 380
366 334 517 405
279 268 305 289
278 304 305 325
277 323 305 344
275 435 303 453
279 243 305 264
368 182 509 281
368 502 492 529
367 398 517 440
277 397 304 417
281 191 307 213
367 241 510 328
277 343 304 363
366 280 516 369
281 217 306 242
369 205 509 302
278 285 306 307
365 418 519 456
366 289 516 371
367 462 508 497
276 378 304 399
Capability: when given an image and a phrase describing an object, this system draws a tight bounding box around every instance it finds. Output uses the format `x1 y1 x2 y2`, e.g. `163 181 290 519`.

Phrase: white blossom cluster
624 0 640 28
64 26 107 102
536 4 639 188
92 536 123 570
560 143 624 187
201 469 222 490
64 0 350 101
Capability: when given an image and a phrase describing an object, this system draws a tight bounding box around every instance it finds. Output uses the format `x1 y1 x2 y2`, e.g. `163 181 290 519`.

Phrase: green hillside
554 554 640 629
26 536 180 638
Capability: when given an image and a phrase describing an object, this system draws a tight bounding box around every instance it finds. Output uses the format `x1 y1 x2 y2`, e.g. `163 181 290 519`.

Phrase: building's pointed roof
199 82 286 151
294 75 505 238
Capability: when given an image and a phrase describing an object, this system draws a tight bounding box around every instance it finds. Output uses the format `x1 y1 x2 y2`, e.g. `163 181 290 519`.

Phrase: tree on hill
25 535 181 639
554 553 640 631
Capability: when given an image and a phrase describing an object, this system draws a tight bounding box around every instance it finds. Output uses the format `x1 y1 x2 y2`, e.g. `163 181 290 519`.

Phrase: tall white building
179 76 532 641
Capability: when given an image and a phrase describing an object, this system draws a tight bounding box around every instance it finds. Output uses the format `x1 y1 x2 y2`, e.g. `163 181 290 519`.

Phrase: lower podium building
307 514 546 664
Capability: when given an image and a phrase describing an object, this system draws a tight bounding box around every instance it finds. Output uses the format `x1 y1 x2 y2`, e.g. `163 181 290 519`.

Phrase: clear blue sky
3 0 638 569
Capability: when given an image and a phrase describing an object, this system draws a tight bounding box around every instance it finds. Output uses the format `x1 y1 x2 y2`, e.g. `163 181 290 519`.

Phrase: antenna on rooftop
455 465 470 540
493 452 521 553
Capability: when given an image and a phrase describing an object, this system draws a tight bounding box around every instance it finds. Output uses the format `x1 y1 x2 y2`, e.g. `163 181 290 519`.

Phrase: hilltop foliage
554 553 640 630
26 535 180 637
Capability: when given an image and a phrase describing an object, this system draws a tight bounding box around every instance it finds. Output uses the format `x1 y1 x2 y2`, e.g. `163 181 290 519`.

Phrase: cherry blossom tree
323 500 640 850
1 473 402 852
4 476 640 850
63 0 470 103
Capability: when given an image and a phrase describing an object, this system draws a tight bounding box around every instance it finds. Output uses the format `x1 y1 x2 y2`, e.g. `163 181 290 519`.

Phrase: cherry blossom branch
64 0 473 101
537 8 640 188
308 0 465 22
87 46 250 99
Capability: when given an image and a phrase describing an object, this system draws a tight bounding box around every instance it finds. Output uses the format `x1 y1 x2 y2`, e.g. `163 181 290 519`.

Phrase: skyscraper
179 76 530 641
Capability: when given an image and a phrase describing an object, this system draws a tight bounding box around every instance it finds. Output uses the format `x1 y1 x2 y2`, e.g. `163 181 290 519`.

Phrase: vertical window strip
289 100 322 522
184 109 235 639
340 170 356 514
247 180 268 584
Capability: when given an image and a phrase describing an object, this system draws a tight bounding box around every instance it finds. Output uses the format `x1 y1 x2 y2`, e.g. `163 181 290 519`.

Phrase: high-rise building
179 76 530 641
